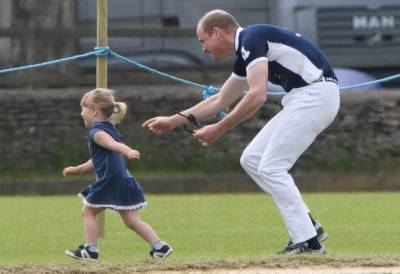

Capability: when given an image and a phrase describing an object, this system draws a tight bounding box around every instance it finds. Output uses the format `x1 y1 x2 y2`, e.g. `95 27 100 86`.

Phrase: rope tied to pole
94 47 111 57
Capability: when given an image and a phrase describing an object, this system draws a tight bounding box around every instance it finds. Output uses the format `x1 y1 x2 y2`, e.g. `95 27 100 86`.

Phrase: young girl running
63 88 172 261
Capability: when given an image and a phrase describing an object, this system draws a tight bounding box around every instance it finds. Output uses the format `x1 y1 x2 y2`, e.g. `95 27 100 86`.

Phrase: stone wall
0 86 400 178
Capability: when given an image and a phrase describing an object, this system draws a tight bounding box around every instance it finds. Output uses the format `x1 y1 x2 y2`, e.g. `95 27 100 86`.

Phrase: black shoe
278 220 328 253
279 241 326 255
149 243 173 259
65 245 99 261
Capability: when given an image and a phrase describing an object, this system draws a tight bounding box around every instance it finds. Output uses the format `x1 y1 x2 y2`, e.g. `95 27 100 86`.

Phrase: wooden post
96 0 108 238
96 0 108 88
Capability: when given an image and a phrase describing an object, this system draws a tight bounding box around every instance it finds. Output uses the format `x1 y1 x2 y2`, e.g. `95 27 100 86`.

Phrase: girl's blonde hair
81 88 127 125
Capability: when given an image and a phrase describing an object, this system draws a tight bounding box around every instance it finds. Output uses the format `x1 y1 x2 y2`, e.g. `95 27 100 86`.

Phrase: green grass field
0 192 399 272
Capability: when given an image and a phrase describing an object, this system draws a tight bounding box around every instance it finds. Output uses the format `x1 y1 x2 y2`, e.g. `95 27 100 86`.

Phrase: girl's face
80 105 96 128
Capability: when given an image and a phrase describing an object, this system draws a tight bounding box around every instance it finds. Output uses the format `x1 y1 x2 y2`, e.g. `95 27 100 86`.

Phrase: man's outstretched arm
194 61 268 145
142 74 246 134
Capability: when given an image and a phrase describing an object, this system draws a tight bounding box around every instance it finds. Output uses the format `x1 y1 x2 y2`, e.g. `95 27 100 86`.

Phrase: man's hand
193 123 225 146
126 149 140 160
142 116 177 134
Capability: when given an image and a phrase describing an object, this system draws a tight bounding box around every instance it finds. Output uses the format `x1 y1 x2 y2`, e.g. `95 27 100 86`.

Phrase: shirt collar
234 27 243 52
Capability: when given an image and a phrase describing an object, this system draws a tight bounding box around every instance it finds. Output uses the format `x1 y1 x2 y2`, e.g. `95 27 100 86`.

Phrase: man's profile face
196 25 224 61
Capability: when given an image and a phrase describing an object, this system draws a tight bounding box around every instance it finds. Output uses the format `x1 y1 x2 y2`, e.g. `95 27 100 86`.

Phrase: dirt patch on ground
2 266 400 274
155 266 400 274
1 256 400 274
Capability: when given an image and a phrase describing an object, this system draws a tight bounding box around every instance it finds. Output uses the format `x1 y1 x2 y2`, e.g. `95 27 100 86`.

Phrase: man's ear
214 27 227 40
212 27 220 38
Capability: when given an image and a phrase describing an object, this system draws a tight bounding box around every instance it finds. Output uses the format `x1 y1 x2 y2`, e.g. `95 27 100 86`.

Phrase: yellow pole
97 0 108 88
96 0 108 238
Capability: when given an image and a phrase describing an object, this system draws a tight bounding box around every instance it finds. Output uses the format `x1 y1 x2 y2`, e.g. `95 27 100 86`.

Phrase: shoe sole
286 243 327 255
313 243 327 254
318 232 328 242
64 250 98 261
152 248 173 260
277 230 328 255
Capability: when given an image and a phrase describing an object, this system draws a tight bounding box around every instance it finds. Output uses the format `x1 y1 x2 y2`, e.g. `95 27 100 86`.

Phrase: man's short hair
198 9 239 34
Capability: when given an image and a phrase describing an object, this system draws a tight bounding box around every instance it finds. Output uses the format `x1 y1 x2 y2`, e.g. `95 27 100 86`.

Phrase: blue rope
201 86 226 118
108 49 400 95
0 49 107 74
1 46 399 98
253 74 400 96
108 49 227 117
93 47 111 57
109 50 209 90
340 73 400 90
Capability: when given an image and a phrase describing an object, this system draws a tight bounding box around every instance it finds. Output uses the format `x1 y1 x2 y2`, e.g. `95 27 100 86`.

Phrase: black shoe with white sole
65 245 99 261
150 243 173 259
279 241 326 255
278 220 328 254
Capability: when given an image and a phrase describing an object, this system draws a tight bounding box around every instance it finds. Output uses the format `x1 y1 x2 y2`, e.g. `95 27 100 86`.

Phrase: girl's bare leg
82 206 105 244
119 209 159 244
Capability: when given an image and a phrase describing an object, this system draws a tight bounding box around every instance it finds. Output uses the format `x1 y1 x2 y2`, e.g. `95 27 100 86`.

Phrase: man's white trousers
240 82 340 243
